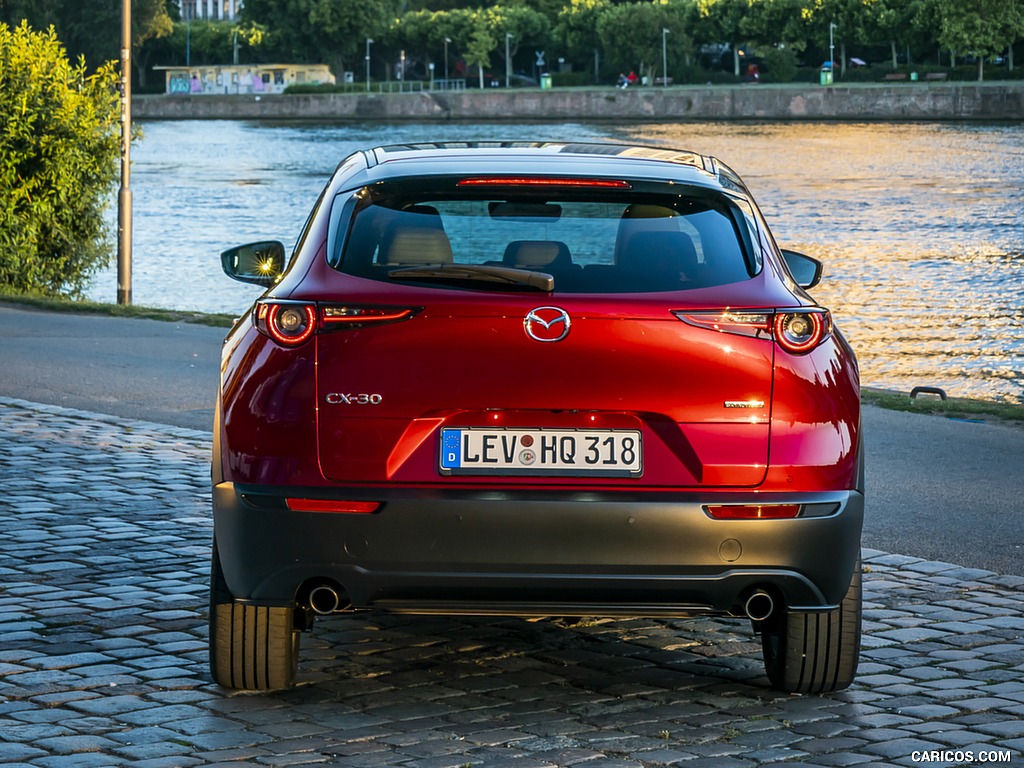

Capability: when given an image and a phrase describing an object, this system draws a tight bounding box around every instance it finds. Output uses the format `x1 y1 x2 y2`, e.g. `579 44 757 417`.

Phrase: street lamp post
117 0 132 305
505 33 512 88
662 28 669 87
365 38 373 92
829 22 836 77
444 37 451 85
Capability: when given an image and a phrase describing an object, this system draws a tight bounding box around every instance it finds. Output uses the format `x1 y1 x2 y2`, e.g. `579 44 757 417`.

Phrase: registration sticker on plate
440 428 642 477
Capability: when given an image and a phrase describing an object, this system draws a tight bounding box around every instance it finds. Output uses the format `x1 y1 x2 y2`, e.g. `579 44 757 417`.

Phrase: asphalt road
2 302 1022 576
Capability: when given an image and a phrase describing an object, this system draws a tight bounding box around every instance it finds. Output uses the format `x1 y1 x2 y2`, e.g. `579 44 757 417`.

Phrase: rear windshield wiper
388 264 554 292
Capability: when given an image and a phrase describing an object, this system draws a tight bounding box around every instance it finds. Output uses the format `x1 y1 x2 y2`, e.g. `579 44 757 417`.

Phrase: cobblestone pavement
2 397 1023 768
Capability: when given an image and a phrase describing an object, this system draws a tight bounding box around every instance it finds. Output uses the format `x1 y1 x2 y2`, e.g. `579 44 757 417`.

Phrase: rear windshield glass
334 189 755 293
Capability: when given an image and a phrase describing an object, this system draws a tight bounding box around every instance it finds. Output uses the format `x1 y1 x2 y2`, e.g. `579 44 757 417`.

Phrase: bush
0 22 121 298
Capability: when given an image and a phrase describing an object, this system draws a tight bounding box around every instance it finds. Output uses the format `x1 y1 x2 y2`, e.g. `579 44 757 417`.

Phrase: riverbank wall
133 82 1024 121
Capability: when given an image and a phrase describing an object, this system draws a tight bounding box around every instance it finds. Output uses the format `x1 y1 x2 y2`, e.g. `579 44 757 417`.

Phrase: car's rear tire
760 557 861 693
209 539 299 690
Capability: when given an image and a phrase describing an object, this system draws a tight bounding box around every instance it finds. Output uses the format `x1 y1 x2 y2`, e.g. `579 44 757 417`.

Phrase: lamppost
829 22 836 76
118 0 132 305
444 37 451 84
365 38 373 92
662 28 670 87
505 33 512 88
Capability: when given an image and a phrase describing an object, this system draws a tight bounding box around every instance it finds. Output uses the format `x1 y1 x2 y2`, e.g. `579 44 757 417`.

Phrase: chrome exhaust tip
308 584 344 615
744 590 775 622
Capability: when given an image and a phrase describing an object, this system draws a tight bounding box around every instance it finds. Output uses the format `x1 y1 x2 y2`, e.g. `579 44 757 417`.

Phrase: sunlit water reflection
90 120 1024 403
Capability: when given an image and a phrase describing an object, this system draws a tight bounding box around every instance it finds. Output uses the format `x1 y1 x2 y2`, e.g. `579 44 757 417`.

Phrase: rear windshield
333 188 756 293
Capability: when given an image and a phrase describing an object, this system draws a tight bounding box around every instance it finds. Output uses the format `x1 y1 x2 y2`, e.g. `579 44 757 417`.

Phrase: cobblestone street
2 397 1023 767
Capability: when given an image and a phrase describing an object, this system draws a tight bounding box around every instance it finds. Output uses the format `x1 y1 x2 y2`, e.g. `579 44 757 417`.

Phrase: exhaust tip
744 589 775 622
308 583 348 615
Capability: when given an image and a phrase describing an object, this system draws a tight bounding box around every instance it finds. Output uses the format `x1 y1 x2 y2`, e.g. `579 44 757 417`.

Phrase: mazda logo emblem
524 306 571 342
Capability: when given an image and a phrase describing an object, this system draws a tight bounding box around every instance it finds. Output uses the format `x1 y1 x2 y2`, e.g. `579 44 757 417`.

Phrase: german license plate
440 428 642 477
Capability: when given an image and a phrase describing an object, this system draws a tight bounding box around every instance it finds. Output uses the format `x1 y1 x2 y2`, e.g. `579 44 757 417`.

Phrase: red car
212 142 863 693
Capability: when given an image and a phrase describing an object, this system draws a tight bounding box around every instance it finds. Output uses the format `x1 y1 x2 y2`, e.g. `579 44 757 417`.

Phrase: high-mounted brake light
255 302 316 347
457 177 631 189
705 504 801 520
286 498 381 514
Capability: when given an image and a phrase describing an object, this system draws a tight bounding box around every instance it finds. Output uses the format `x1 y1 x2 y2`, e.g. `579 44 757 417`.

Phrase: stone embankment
133 82 1024 121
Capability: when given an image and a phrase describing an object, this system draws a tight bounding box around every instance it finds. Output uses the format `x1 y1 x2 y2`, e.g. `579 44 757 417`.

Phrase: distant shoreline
133 82 1024 122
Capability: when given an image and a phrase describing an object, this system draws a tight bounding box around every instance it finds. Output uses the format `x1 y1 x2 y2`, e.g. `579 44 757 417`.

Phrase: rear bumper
213 483 863 616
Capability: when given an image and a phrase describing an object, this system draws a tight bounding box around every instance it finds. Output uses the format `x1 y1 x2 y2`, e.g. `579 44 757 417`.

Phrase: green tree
555 0 611 81
1 0 173 78
464 23 496 86
596 2 692 83
0 23 121 297
695 0 751 76
242 0 398 76
937 0 1021 79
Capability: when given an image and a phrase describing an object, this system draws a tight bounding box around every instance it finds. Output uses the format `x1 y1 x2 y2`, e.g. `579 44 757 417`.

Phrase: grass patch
862 387 1024 425
0 291 238 328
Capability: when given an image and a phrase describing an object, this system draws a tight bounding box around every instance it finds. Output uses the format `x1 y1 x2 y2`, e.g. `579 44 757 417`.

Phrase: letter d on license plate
440 428 642 477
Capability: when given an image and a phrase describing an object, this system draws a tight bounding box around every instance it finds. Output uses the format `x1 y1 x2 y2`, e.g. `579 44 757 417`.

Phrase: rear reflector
705 504 801 520
457 177 631 189
286 499 381 514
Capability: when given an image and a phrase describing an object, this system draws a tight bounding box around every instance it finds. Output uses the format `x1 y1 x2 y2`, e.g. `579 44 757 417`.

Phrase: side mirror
781 249 823 290
221 241 286 287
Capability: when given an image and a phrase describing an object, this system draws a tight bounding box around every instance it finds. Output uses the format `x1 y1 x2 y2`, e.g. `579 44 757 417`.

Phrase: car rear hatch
314 175 774 488
314 288 773 488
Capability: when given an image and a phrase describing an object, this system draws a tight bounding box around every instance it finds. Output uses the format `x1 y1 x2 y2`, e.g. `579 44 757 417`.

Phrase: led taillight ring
265 303 316 346
773 311 828 354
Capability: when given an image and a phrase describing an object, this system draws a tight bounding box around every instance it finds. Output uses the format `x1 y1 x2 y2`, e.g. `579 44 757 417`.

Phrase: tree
695 0 751 76
937 0 1022 79
596 2 692 84
482 5 551 76
1 0 172 77
0 23 121 297
242 0 398 76
555 0 611 81
464 23 496 87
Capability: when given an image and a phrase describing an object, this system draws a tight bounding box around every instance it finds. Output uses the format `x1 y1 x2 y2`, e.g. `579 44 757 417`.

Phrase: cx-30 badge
524 306 571 342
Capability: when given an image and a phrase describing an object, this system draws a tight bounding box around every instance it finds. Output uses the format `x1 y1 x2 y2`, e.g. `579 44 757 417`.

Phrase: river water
88 120 1024 404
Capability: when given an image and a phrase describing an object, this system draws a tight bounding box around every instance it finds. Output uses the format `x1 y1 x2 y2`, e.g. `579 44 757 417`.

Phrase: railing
431 79 467 92
377 81 424 93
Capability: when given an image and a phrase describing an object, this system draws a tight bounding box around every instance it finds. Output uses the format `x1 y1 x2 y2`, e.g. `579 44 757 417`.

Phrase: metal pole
505 33 511 88
662 28 669 87
829 22 836 78
444 38 450 83
365 38 373 92
117 0 132 305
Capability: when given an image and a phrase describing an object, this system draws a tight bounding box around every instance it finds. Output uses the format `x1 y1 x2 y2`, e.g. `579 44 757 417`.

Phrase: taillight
321 305 419 327
705 504 801 519
674 310 772 338
673 309 830 354
255 302 316 347
255 302 419 346
773 311 830 354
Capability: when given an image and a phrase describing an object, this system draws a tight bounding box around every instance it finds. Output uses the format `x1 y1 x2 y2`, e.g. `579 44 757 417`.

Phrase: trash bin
540 73 553 90
819 67 833 86
910 71 919 81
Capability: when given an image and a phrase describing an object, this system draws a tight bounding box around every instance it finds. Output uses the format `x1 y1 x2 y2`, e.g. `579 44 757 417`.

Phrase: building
177 0 240 21
154 64 335 96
